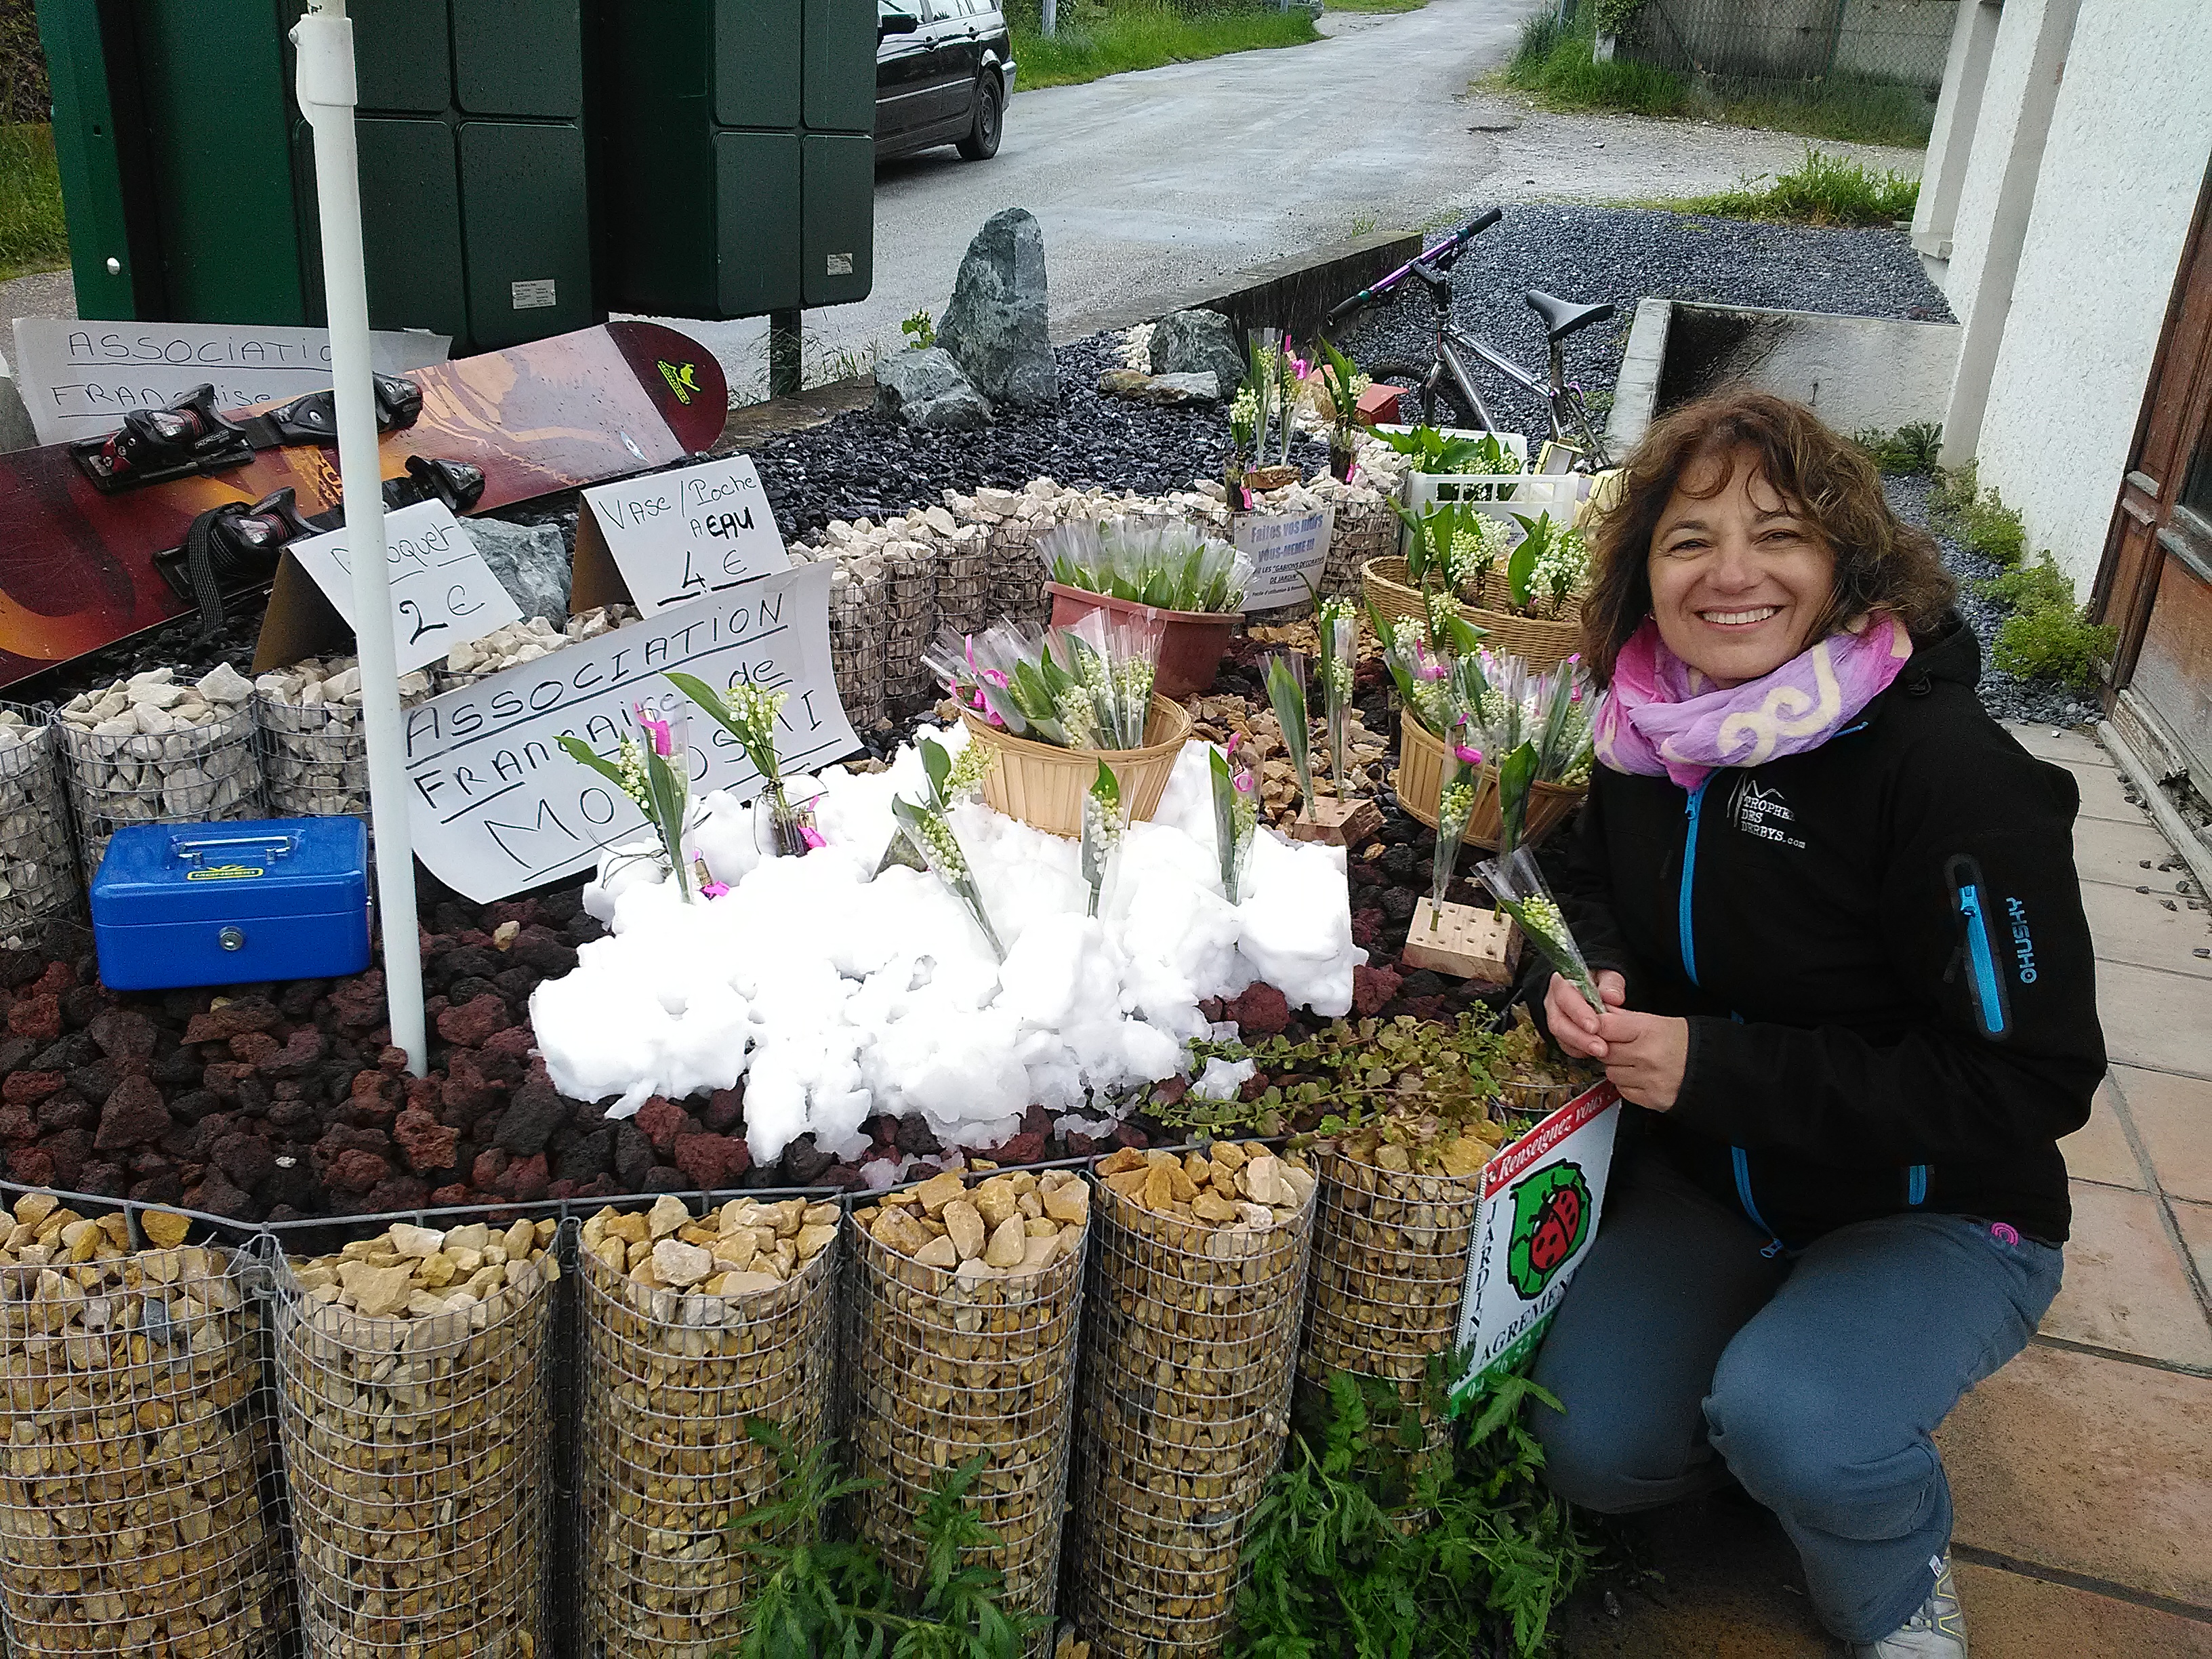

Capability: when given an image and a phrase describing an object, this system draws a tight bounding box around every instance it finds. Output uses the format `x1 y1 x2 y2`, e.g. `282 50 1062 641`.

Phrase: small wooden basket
1393 710 1586 847
960 695 1193 838
1359 556 1584 672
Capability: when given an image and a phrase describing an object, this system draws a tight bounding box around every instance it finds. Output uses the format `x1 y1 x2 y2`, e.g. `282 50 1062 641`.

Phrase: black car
876 0 1015 161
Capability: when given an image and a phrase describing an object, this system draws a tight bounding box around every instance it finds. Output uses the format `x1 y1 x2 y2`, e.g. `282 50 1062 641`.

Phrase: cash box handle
169 832 298 865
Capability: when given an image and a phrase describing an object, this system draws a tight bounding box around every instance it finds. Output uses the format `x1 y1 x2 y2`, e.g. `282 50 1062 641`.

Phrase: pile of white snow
529 726 1363 1166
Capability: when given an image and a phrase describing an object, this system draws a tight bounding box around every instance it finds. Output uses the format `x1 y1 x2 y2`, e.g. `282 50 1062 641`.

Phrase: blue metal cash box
90 818 372 991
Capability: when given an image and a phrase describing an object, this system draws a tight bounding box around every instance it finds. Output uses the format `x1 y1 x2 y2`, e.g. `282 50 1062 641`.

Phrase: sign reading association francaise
402 562 859 903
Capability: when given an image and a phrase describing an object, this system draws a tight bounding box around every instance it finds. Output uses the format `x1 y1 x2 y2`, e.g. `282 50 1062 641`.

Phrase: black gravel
1883 473 2100 729
754 335 1321 541
1336 204 1952 443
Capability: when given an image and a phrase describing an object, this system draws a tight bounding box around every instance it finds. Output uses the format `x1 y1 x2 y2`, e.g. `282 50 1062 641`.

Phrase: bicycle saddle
1525 290 1615 342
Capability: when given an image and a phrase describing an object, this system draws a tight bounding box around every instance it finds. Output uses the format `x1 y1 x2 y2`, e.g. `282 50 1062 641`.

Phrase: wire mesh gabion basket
845 1175 1089 1629
880 538 939 703
827 560 888 729
272 1219 559 1659
0 706 81 945
52 703 262 878
253 694 369 821
0 1208 289 1659
1067 1146 1319 1658
1297 1141 1489 1429
577 1198 840 1658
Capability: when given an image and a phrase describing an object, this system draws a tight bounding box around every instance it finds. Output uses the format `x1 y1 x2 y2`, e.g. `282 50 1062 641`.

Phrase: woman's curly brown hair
1579 390 1956 686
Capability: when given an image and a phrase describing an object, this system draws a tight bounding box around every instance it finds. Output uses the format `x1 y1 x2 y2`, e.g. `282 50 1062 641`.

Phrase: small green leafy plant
901 308 937 350
1377 424 1519 478
726 1425 1048 1659
1231 1362 1596 1658
1852 421 1943 475
1985 555 2116 690
1929 461 2026 567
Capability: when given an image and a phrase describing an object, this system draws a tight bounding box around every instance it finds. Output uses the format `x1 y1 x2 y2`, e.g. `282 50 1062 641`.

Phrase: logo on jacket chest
1727 777 1806 849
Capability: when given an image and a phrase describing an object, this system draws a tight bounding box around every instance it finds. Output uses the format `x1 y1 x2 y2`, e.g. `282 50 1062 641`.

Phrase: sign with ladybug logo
1451 1081 1621 1407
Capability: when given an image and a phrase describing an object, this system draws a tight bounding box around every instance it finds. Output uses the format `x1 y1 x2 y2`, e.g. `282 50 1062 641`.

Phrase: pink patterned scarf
1593 613 1914 790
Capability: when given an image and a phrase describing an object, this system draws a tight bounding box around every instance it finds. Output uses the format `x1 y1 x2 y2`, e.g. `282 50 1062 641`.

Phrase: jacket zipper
1947 855 2011 1040
1682 777 1782 1253
1908 1164 1929 1206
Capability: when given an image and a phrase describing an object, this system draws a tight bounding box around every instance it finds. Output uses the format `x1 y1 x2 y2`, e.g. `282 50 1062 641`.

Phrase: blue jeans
1528 1152 2063 1643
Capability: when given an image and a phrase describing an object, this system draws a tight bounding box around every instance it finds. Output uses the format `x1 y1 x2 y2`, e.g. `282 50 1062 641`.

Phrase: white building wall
1939 0 2051 337
1973 0 2212 590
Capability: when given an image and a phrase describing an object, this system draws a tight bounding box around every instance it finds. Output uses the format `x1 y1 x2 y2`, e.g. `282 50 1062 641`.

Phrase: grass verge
0 123 68 281
1008 1 1320 89
1324 0 1427 12
1641 144 1920 226
1501 10 1935 148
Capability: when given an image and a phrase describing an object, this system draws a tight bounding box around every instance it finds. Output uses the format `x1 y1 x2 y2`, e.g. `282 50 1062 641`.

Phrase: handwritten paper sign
1235 505 1335 611
10 319 450 447
284 501 522 675
403 562 859 903
1451 1082 1621 1404
573 455 789 616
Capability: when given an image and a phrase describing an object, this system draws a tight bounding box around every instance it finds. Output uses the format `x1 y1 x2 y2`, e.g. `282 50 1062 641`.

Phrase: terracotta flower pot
960 695 1193 838
1393 710 1585 848
1046 583 1237 701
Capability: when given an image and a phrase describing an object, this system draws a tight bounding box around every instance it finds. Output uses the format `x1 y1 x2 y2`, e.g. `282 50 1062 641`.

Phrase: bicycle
1321 209 1618 472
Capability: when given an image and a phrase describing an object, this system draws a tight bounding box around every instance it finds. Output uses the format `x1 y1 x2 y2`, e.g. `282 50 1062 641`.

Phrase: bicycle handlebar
1322 208 1502 329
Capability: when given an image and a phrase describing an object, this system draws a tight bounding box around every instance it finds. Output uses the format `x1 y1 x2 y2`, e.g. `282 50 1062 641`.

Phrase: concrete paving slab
2175 1200 2212 1290
2068 757 2163 826
1939 1342 2212 1608
2006 720 2117 769
2074 813 2194 890
1952 1561 2212 1656
2065 1078 2149 1190
2095 962 2212 1078
2080 880 2212 980
2040 1181 2212 1368
2116 1067 2212 1207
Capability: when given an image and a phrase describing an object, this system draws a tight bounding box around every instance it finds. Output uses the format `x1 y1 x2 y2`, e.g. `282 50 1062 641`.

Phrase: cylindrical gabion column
1298 1132 1500 1430
274 1218 558 1659
254 694 369 820
0 705 81 943
937 523 992 638
846 1170 1090 1624
827 558 888 728
52 693 262 877
987 519 1052 628
579 1195 840 1656
0 1205 288 1658
881 537 938 703
1069 1143 1318 1657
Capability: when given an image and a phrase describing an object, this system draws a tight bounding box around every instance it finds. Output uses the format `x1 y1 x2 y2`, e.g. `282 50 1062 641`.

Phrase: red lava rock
377 1045 412 1076
428 1183 472 1208
403 1074 442 1112
1112 1124 1148 1150
203 1061 255 1102
324 1147 389 1193
497 1153 550 1202
328 973 389 1031
229 1031 282 1069
443 1050 507 1122
7 996 60 1042
7 1147 54 1187
472 1147 509 1189
480 1026 536 1061
94 1075 171 1151
261 1027 329 1080
1197 997 1227 1023
1351 907 1385 950
1351 962 1402 1017
674 1132 750 1189
1151 1076 1189 1109
436 994 510 1049
180 999 280 1044
209 1131 274 1192
183 1170 253 1220
87 1009 158 1061
394 1108 461 1174
1227 983 1291 1037
635 1097 687 1155
993 1131 1046 1166
702 1087 745 1134
350 1070 403 1111
32 962 73 997
0 1105 33 1143
2 1071 64 1107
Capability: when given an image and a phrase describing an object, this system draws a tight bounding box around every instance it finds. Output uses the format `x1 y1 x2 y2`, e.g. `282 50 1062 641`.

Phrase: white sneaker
1847 1551 1968 1658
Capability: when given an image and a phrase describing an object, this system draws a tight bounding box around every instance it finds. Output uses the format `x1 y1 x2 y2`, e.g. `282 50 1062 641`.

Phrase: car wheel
958 75 1003 161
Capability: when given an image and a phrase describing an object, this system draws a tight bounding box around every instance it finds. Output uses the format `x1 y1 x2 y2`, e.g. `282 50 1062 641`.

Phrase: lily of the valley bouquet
1480 845 1603 1012
1039 518 1252 614
668 672 822 857
926 609 1164 752
558 700 701 901
892 735 1006 960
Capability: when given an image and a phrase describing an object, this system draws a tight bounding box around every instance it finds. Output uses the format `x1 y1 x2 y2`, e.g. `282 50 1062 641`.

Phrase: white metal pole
293 0 428 1076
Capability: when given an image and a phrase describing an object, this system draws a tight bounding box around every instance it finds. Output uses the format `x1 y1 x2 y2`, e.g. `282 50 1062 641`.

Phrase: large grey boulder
874 347 993 431
1150 308 1246 401
939 208 1058 409
462 516 570 626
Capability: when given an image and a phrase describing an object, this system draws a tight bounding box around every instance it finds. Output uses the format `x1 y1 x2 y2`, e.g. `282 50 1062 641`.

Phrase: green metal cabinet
37 0 594 350
594 0 877 321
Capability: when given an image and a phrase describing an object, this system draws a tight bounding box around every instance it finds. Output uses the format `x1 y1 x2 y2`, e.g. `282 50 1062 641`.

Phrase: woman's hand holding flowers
1547 970 1687 1111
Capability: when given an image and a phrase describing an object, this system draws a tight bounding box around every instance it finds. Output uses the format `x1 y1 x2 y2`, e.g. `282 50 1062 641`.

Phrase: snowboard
0 321 729 690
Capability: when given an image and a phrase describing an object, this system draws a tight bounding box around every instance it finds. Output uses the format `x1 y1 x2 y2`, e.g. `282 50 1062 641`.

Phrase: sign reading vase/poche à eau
401 562 858 903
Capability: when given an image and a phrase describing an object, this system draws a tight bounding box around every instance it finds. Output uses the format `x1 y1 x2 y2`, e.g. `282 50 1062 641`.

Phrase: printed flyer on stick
1452 1080 1622 1404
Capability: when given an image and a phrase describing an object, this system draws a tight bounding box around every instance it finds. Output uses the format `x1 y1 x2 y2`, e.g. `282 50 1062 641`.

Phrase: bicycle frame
1427 321 1613 470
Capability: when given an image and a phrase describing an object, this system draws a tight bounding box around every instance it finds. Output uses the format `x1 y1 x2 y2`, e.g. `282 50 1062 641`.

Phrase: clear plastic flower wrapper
925 610 1164 752
1081 760 1125 918
1318 597 1358 785
1478 844 1603 1012
559 698 700 900
1263 650 1315 821
1210 739 1258 905
1039 517 1252 614
672 672 822 857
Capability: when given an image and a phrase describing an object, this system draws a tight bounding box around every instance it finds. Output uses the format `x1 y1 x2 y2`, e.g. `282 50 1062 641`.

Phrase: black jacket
1538 617 2104 1246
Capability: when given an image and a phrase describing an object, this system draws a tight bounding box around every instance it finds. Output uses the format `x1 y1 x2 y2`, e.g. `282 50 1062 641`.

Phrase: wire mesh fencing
845 1175 1089 1632
1618 0 1952 112
1067 1147 1318 1656
272 1219 560 1659
51 704 263 878
0 1208 289 1659
0 706 81 947
577 1197 840 1658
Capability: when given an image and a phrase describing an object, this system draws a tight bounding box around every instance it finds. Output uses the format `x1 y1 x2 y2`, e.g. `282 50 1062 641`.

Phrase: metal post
1042 0 1056 37
769 308 802 399
293 0 429 1077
